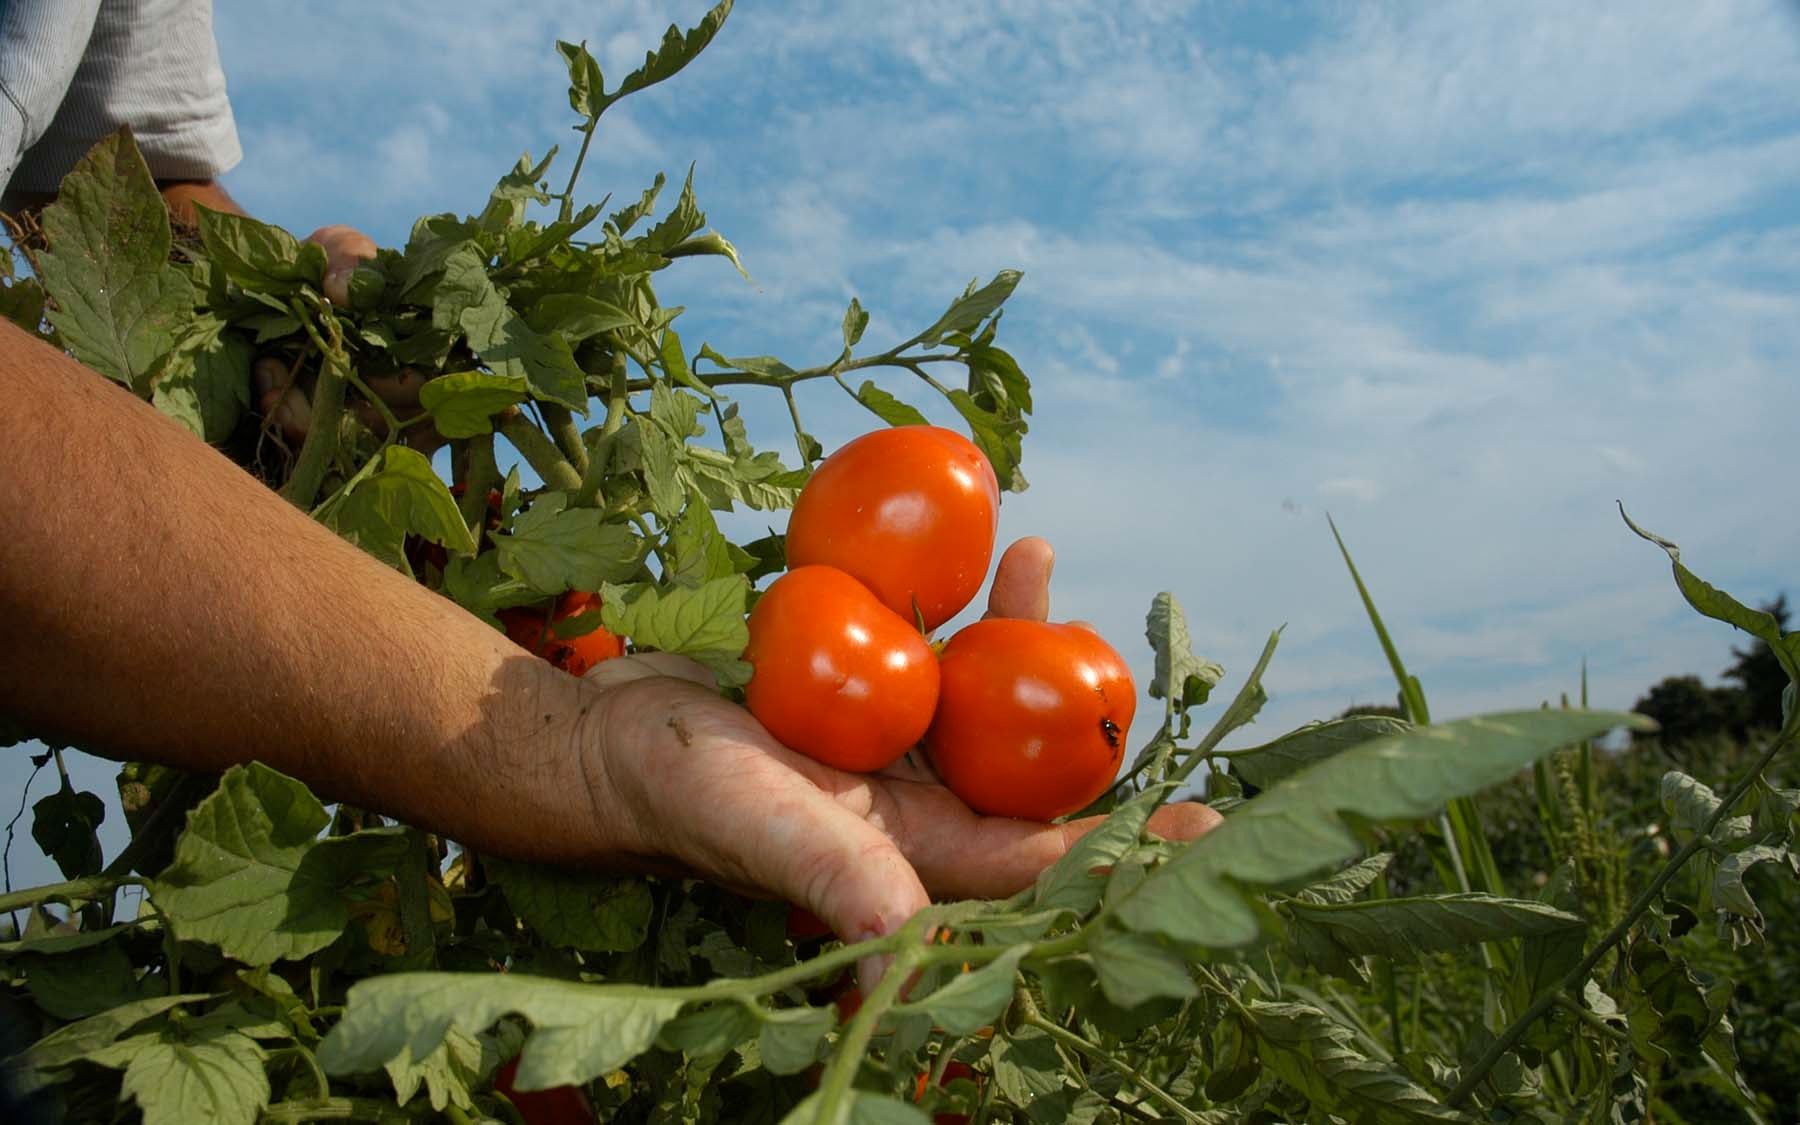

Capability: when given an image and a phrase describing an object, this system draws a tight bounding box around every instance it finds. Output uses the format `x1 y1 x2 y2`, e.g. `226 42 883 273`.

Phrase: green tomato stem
497 409 582 493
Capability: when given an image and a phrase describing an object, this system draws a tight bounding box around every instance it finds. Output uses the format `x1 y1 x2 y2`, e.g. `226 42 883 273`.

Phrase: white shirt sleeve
0 0 241 195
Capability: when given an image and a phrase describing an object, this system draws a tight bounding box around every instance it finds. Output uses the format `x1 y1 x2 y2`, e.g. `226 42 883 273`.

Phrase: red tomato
926 619 1136 819
785 426 1000 632
498 591 626 676
744 565 940 772
493 1055 597 1125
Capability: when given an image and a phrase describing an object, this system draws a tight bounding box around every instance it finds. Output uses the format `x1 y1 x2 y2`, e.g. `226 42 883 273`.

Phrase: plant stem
1016 991 1207 1124
458 433 501 538
259 1096 413 1123
780 384 812 465
602 350 631 438
497 408 582 492
280 302 351 509
541 404 590 476
1447 725 1796 1107
815 920 928 1119
0 873 142 916
558 112 604 224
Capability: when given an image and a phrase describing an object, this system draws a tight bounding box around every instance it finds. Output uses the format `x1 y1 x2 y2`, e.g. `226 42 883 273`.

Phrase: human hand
250 225 447 455
565 537 1220 983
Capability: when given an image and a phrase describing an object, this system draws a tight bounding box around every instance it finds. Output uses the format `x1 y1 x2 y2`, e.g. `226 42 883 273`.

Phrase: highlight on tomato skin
743 565 941 772
785 425 1001 632
925 618 1137 820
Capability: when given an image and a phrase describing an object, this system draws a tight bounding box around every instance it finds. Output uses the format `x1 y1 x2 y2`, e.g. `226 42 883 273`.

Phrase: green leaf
555 39 608 117
945 388 1026 493
150 316 253 444
417 370 529 439
600 576 751 687
493 495 646 594
893 947 1028 1036
779 1090 931 1125
610 0 735 107
19 938 164 1020
0 275 46 331
853 381 930 428
641 165 706 253
667 497 740 587
1711 843 1796 935
31 785 106 879
150 762 408 965
665 230 751 280
843 298 870 348
318 446 478 571
658 1002 759 1059
1293 853 1393 906
1625 941 1728 1064
1033 783 1177 914
480 149 557 232
483 858 653 953
36 128 196 390
1248 1000 1464 1122
440 550 542 620
916 271 1022 347
196 206 327 295
318 972 687 1089
1227 716 1414 791
989 1024 1068 1110
1621 506 1800 686
115 1028 270 1125
757 1006 835 1076
18 993 216 1088
1112 709 1652 949
436 246 588 410
524 292 635 344
1145 592 1225 716
1087 925 1198 1008
1660 771 1750 847
678 445 805 512
384 1022 486 1113
966 341 1033 415
1283 893 1585 974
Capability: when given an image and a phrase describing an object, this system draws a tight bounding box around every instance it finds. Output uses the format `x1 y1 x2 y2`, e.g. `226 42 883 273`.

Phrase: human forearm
0 321 600 861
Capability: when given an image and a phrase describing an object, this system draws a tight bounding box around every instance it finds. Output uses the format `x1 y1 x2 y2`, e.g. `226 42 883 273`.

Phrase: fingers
876 781 1221 901
581 676 933 959
252 355 310 447
306 224 378 307
985 536 1054 621
582 651 715 689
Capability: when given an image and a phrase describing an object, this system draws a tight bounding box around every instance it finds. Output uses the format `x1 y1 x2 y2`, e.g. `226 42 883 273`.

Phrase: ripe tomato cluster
746 425 1136 821
498 590 626 677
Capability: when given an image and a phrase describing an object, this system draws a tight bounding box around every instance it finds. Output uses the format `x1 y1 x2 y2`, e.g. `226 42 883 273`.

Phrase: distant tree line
1632 594 1790 745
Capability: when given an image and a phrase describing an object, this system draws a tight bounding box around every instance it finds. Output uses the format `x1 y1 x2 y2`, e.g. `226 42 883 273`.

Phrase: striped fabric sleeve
2 0 241 195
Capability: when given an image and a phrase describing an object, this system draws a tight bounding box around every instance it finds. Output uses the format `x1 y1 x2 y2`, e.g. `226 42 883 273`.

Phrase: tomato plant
743 565 939 771
926 618 1137 819
4 3 1796 1124
498 591 627 676
785 425 1000 631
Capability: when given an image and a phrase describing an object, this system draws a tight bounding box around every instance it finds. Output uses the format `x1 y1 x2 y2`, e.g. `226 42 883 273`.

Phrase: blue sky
7 1 1799 896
